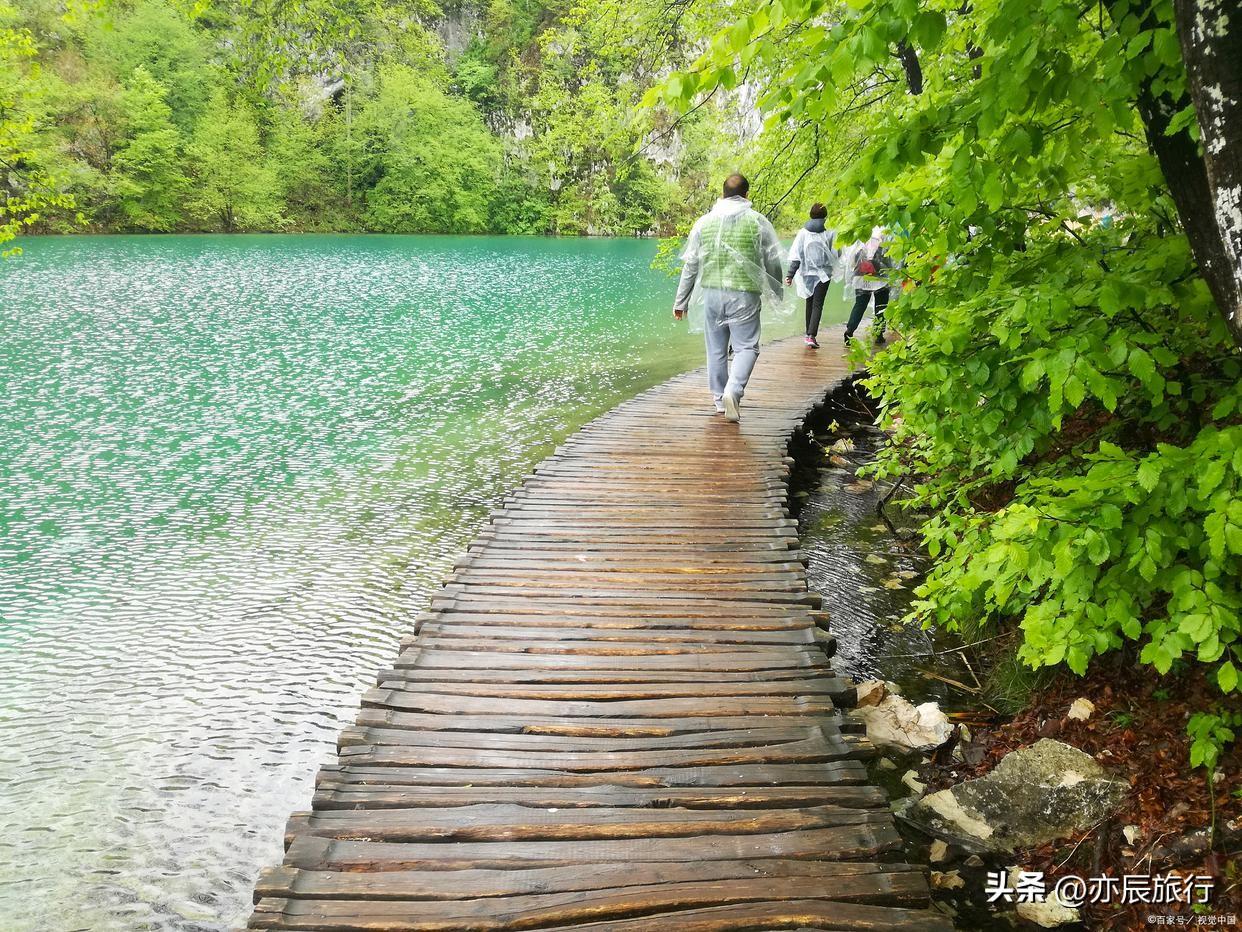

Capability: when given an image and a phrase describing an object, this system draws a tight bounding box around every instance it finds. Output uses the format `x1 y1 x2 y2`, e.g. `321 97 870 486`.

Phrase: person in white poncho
784 203 839 349
672 173 784 423
841 226 896 345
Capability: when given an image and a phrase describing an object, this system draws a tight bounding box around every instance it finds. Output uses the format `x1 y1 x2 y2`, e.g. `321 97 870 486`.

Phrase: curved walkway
250 330 953 932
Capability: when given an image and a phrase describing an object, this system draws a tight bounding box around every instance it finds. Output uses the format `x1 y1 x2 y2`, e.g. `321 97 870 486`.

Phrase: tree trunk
1171 0 1242 345
895 40 924 95
1110 0 1242 347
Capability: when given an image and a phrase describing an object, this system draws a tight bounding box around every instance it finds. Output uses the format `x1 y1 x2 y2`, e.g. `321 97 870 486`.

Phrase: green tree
265 103 330 228
489 169 552 235
0 2 73 253
185 90 281 230
356 64 500 233
109 65 186 231
658 0 1242 701
81 0 213 133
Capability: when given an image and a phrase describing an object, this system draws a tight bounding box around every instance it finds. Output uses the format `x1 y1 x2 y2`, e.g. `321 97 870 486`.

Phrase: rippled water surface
799 418 965 698
0 234 804 931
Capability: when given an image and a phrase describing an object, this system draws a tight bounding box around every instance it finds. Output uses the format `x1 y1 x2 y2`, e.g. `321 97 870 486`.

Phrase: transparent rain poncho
839 227 895 299
788 227 839 300
677 197 792 333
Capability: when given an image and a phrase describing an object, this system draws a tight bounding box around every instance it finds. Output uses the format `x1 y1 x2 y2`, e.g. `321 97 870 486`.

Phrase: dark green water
0 234 844 931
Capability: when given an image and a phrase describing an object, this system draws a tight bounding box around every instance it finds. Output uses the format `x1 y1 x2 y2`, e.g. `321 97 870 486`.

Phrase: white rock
1066 698 1096 721
1009 866 1081 927
855 693 954 752
854 679 887 708
928 839 951 863
902 739 1129 854
902 770 927 795
1123 824 1142 845
930 869 965 890
1016 893 1081 927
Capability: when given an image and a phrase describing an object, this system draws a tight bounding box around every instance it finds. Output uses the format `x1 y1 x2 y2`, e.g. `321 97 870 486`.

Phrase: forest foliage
657 0 1241 745
1 0 747 236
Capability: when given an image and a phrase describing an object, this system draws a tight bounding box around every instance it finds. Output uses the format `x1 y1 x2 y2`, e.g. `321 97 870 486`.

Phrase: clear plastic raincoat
840 227 896 299
674 197 789 333
787 224 839 300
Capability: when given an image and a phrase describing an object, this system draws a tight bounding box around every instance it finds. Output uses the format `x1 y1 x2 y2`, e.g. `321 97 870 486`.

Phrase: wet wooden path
251 332 952 931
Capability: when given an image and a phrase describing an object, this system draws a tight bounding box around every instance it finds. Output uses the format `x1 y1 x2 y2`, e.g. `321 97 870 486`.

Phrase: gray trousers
702 289 762 403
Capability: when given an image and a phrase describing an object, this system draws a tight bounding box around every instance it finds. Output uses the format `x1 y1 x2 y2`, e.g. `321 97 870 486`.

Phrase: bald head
722 173 750 198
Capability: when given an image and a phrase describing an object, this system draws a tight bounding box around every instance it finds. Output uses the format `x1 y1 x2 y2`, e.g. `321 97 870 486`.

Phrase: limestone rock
901 739 1129 854
930 869 965 890
1066 697 1095 721
902 769 928 795
928 839 951 863
854 691 954 752
1017 897 1080 928
854 679 887 708
1011 868 1081 928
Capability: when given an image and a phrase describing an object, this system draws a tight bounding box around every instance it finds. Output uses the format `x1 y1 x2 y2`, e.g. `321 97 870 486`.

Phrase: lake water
0 234 849 931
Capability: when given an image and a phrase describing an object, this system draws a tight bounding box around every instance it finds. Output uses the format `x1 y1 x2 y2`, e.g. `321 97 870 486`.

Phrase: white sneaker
722 393 741 422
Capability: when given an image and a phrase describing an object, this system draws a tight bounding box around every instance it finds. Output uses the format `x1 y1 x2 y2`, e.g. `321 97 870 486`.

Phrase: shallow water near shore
0 233 846 931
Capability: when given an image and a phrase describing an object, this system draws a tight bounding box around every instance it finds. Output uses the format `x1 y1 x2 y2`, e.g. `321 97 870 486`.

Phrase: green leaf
911 11 947 50
1205 512 1227 561
1128 347 1156 384
1219 661 1239 694
1064 375 1085 408
1067 645 1090 675
1137 458 1163 492
1199 461 1226 496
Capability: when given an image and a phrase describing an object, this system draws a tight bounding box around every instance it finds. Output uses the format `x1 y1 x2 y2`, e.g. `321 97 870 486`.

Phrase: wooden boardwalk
250 332 952 932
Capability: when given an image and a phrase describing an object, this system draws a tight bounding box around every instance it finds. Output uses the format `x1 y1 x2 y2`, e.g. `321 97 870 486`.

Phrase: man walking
673 174 784 422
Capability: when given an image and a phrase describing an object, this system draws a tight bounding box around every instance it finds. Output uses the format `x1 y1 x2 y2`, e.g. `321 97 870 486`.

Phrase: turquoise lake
0 234 848 930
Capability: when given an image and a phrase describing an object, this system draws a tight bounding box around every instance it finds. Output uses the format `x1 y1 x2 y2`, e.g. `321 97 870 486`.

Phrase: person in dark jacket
784 203 839 349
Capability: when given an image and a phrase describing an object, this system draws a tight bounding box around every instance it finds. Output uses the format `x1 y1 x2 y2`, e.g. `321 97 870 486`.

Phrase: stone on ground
1066 697 1095 721
901 738 1129 854
1011 868 1082 928
852 685 954 752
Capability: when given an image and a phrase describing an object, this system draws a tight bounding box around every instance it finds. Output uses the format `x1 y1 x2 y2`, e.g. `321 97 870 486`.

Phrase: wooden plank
406 631 838 655
372 676 850 701
334 733 867 770
422 599 809 617
396 645 830 665
351 709 864 736
361 690 841 719
249 874 935 930
370 668 834 686
399 640 825 658
414 611 817 629
285 804 893 845
281 823 905 870
255 860 924 902
311 784 889 811
339 724 824 752
316 761 873 788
